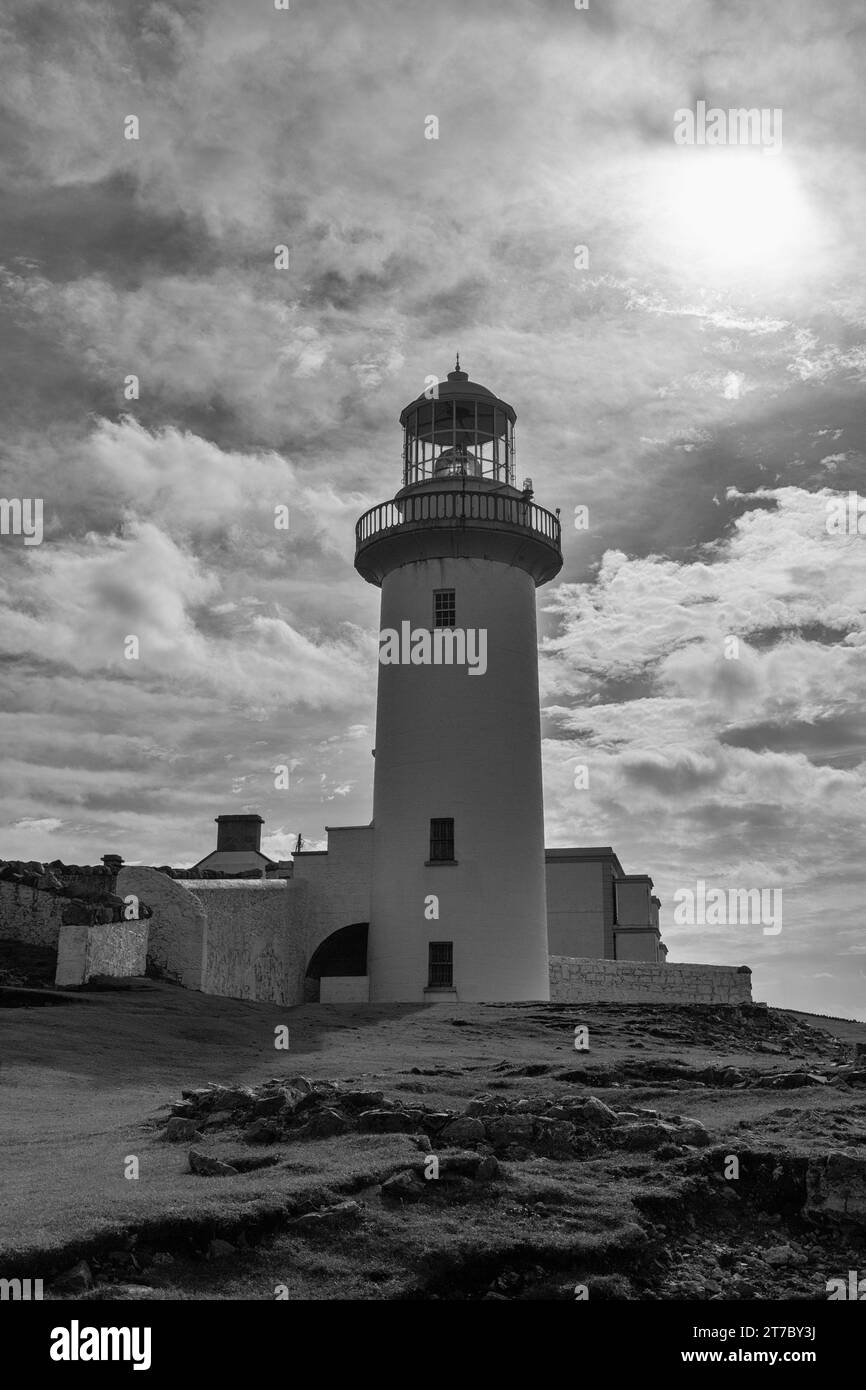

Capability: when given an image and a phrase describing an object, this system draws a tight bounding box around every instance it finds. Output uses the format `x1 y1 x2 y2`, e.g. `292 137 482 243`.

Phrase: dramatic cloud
1 0 864 1015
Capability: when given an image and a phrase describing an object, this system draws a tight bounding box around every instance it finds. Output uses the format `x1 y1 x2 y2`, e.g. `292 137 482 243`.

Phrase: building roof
399 361 516 425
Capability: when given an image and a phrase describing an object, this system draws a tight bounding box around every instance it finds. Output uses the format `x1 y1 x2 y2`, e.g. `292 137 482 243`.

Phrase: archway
304 923 368 1002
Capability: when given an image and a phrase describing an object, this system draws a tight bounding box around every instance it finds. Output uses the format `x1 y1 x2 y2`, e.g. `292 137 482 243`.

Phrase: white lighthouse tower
354 362 563 1002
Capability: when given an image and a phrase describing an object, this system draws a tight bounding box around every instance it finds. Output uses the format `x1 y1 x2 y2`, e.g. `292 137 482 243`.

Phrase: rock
207 1238 236 1259
252 1093 286 1117
339 1090 387 1112
181 1087 215 1102
486 1115 535 1146
359 1109 418 1133
421 1112 453 1132
575 1096 620 1127
439 1117 486 1144
188 1148 239 1177
381 1170 425 1202
308 1108 348 1138
757 1041 784 1054
466 1095 503 1117
52 1260 93 1293
151 1252 175 1266
161 1117 203 1143
291 1200 361 1230
673 1119 710 1148
533 1118 575 1154
435 1152 500 1181
763 1244 806 1267
474 1155 500 1182
615 1122 673 1151
286 1076 313 1095
209 1086 256 1111
805 1153 866 1222
243 1119 278 1145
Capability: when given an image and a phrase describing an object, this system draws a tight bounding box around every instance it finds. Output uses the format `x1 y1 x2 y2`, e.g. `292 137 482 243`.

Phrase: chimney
214 815 264 853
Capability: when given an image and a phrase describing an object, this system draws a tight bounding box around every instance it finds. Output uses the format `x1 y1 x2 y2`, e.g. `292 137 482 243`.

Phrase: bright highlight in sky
656 148 814 282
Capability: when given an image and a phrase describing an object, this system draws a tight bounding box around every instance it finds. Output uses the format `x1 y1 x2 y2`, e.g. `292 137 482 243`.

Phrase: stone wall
118 867 205 988
549 956 752 1005
187 879 312 1007
55 920 149 986
0 880 67 947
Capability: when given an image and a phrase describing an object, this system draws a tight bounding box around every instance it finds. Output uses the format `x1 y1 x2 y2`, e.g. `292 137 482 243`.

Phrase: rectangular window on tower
433 589 456 628
428 941 453 988
429 817 455 862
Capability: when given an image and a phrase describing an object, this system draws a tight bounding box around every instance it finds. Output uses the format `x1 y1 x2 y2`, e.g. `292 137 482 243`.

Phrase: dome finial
455 351 460 373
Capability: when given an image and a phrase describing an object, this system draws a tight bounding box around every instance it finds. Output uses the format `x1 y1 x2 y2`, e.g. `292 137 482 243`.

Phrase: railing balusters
356 491 561 551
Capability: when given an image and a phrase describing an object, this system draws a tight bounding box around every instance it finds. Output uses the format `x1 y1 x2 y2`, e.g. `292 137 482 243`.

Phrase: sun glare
654 147 814 281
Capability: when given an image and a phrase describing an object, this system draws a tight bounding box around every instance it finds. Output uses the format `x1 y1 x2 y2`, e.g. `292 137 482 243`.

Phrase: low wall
0 880 67 948
186 879 312 1007
549 956 752 1005
55 921 149 986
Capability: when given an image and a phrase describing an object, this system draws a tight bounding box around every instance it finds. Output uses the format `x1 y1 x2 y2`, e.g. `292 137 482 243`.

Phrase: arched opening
304 923 368 1003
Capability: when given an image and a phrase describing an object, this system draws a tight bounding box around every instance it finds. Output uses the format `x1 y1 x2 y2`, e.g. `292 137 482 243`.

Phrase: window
428 941 453 988
433 589 456 628
429 817 454 862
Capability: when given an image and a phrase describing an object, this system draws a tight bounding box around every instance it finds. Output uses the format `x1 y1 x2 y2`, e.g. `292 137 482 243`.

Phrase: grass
1 981 864 1299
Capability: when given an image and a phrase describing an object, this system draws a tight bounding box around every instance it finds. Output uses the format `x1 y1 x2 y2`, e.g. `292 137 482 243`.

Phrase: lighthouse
354 362 563 1002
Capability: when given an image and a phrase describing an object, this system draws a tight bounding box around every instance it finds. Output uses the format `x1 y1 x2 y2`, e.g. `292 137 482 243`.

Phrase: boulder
160 1117 203 1143
533 1118 576 1155
614 1122 674 1151
308 1108 348 1138
188 1148 239 1177
252 1093 286 1117
436 1152 501 1182
290 1200 361 1230
573 1096 620 1128
485 1115 535 1146
359 1109 418 1134
439 1117 486 1144
672 1118 711 1147
243 1119 279 1145
339 1090 387 1112
209 1086 256 1112
381 1170 425 1202
805 1153 866 1223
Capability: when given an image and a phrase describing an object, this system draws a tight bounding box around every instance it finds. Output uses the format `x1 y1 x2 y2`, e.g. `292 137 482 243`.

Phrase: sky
1 0 865 1019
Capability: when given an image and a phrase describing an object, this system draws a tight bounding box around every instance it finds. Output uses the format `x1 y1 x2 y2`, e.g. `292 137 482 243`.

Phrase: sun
653 146 814 282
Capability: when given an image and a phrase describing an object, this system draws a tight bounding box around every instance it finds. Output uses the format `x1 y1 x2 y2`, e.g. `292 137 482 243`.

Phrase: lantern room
398 358 517 489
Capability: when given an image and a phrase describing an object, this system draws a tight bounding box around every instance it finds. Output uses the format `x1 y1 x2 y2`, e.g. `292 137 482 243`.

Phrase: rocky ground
11 997 863 1302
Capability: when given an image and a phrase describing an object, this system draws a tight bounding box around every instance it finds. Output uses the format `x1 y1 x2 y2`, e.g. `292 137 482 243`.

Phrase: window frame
433 588 456 629
428 940 453 988
429 817 455 863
